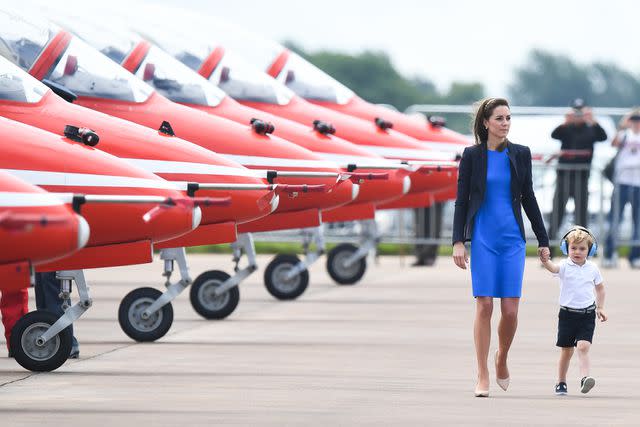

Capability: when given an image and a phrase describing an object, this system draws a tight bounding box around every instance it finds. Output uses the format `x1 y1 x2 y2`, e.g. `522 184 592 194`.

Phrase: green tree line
285 41 484 110
284 41 482 133
285 42 640 133
509 49 640 107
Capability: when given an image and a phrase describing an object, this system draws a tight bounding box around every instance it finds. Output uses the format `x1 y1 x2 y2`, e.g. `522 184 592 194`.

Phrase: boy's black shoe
581 376 595 394
555 382 568 395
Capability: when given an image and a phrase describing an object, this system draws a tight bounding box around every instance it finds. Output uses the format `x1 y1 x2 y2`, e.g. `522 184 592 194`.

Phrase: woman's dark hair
472 97 510 145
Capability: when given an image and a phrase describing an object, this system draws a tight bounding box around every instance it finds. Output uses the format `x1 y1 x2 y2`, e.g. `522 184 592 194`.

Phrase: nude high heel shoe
474 376 489 397
474 386 489 398
495 350 510 391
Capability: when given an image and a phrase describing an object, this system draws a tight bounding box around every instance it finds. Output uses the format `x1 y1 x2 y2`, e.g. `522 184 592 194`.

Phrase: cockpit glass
137 15 294 105
0 10 152 103
57 17 138 65
208 52 293 105
0 57 47 103
276 52 354 104
44 37 153 102
0 10 56 70
134 46 225 107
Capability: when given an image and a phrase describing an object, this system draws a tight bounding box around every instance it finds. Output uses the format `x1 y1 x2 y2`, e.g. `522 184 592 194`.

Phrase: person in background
602 110 640 268
549 99 607 243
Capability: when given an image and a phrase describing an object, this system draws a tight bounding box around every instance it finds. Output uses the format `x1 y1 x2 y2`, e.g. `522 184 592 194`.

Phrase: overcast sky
149 0 637 97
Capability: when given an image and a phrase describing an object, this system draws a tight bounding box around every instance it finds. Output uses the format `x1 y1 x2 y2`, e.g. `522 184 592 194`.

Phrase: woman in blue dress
452 98 550 397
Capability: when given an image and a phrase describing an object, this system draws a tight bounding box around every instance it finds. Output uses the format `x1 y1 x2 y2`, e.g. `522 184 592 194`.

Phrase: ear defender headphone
560 226 598 257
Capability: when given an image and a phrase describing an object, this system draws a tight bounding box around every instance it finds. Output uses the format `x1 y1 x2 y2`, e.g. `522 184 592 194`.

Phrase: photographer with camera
549 99 607 246
602 110 640 268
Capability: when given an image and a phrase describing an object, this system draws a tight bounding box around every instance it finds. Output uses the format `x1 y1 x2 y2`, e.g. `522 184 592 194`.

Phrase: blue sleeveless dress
470 149 525 298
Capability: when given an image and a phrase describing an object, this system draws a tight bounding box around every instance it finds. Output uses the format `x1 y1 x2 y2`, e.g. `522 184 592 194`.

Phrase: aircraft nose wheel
264 254 309 300
326 243 367 285
190 270 240 319
118 287 173 342
10 310 73 372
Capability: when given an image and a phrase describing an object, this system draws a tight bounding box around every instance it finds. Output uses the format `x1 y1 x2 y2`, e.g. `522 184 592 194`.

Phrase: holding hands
538 246 551 263
539 247 559 273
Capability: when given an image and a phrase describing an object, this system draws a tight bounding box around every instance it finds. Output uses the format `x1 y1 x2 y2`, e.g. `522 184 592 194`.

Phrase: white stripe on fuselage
316 153 402 168
2 169 177 191
222 154 338 169
0 192 65 207
358 146 456 161
121 158 264 179
418 141 470 152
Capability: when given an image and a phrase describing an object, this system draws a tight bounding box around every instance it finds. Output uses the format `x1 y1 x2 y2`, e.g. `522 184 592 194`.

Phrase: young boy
541 226 608 395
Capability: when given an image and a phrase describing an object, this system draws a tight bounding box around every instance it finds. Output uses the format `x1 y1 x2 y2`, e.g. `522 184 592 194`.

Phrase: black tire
263 254 309 300
10 310 73 372
189 270 240 320
326 243 367 285
118 287 173 342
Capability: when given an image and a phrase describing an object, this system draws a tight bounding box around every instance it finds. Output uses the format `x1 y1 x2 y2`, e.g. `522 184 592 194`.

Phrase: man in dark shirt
549 99 608 241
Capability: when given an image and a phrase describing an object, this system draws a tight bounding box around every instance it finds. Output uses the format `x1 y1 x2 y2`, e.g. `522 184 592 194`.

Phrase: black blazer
452 141 549 247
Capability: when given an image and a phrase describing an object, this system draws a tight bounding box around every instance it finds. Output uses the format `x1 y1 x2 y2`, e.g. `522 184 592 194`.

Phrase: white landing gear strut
11 270 91 372
263 225 325 300
326 219 377 285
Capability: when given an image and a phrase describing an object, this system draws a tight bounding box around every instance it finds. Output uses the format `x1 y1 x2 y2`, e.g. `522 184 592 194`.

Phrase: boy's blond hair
566 227 595 249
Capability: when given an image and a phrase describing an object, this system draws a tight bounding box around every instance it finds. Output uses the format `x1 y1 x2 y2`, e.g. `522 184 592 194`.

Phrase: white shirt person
553 258 603 309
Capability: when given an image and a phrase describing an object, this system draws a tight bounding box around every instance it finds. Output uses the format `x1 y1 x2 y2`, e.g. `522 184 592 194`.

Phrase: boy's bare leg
496 297 520 379
558 347 574 382
474 297 493 390
576 340 591 377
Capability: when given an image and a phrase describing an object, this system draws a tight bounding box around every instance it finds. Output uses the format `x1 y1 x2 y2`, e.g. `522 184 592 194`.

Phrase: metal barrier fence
254 162 640 259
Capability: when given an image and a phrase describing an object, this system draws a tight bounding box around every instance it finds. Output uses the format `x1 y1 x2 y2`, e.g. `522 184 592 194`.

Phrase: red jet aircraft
69 11 455 283
0 54 284 340
0 115 201 371
0 170 89 355
128 11 460 282
0 11 377 308
125 7 459 197
57 19 418 287
250 41 470 201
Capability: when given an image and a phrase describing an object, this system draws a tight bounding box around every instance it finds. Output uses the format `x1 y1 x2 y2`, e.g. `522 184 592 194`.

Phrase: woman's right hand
452 242 469 270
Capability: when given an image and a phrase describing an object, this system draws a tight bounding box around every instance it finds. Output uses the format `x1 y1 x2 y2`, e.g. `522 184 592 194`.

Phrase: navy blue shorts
556 308 596 347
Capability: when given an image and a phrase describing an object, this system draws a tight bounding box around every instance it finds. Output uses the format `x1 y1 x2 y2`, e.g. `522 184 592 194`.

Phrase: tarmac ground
0 254 638 426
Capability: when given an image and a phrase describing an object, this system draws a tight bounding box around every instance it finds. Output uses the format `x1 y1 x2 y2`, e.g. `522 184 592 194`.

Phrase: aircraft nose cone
75 214 90 249
351 183 360 200
192 206 202 230
403 176 412 195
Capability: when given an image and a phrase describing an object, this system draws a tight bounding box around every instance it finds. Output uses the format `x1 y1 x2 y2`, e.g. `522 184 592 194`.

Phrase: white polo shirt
553 259 604 309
